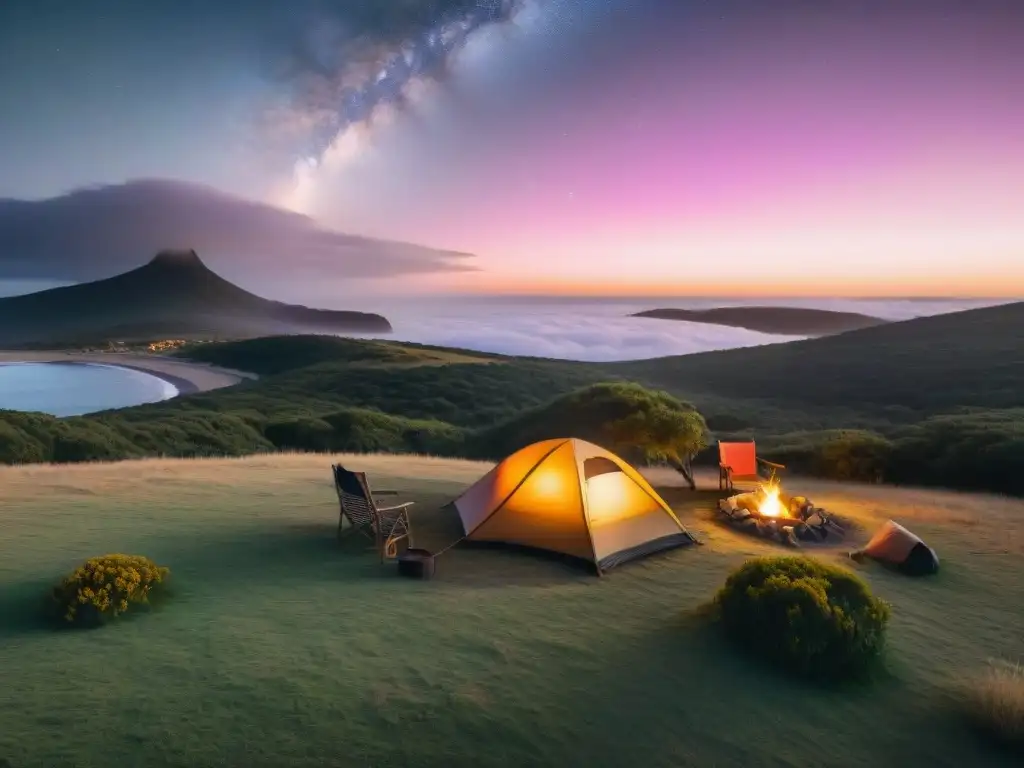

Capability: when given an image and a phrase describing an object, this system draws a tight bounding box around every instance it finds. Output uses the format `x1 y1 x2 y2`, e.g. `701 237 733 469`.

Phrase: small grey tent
852 520 939 576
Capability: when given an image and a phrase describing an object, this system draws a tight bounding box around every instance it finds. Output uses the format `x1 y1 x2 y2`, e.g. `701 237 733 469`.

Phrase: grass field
1 454 1022 768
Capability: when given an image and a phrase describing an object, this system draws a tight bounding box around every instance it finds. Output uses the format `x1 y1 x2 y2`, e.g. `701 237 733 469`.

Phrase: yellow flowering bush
49 554 170 627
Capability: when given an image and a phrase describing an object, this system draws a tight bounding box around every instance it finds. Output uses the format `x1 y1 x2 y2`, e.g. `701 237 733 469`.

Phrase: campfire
717 479 844 546
754 480 788 519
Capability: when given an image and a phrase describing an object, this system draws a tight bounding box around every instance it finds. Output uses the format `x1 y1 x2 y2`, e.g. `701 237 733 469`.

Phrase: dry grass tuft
962 659 1024 751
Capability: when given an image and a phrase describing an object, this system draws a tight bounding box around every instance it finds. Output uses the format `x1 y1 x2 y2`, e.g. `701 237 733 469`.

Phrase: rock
794 523 815 541
732 492 758 513
732 507 751 520
781 526 800 547
737 518 758 532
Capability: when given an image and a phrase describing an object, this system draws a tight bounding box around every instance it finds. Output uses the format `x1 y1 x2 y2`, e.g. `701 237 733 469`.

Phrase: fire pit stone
717 485 843 546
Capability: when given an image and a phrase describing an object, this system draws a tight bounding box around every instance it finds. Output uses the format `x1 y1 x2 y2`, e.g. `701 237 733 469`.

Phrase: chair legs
337 508 412 562
719 468 732 492
338 511 373 541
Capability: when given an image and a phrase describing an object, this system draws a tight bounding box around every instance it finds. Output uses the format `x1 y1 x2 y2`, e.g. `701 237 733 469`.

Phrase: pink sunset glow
295 2 1024 298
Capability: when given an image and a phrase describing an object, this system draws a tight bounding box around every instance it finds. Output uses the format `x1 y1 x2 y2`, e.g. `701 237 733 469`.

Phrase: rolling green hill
631 305 887 335
621 301 1024 412
1 301 1022 494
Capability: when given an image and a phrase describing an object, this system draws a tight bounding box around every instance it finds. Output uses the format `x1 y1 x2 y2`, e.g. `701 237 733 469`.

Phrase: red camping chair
718 441 785 491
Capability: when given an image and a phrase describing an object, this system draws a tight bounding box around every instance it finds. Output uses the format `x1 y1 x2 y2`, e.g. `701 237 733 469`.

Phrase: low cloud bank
353 297 1013 362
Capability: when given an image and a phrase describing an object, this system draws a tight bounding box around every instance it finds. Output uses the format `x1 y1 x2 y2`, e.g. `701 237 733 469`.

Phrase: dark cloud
0 179 476 282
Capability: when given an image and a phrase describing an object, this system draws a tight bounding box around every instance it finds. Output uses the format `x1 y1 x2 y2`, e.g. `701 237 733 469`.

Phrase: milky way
281 0 526 163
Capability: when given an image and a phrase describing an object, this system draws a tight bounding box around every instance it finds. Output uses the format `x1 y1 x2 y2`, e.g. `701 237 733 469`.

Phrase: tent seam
573 441 603 575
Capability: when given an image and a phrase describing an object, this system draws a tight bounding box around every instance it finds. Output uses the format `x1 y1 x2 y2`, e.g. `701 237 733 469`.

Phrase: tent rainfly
852 519 939 576
453 438 699 574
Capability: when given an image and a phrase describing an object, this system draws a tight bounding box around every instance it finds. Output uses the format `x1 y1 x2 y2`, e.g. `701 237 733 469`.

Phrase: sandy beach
0 351 256 395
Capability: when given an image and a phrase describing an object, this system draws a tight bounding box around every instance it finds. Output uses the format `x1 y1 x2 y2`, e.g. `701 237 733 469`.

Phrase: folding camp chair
718 441 785 491
332 464 415 562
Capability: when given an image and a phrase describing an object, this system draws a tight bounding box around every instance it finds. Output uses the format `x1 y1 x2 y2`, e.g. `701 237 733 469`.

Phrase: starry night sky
1 0 1022 297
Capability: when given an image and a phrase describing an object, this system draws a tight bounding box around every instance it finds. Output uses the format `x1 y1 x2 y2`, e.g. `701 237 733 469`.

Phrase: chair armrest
720 464 733 472
757 458 786 469
376 502 415 512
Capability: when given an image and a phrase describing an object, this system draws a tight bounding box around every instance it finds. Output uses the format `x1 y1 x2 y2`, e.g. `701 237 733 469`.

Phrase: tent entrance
584 466 692 568
583 456 621 480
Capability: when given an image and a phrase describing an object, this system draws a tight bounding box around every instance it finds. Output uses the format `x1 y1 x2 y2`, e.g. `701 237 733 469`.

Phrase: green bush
0 420 49 463
48 554 170 628
265 416 336 452
51 422 141 463
888 411 1024 495
814 431 893 482
263 408 465 455
714 556 891 680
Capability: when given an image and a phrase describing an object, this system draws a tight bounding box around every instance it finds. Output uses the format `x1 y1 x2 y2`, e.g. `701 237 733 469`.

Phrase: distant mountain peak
148 249 205 269
0 251 393 345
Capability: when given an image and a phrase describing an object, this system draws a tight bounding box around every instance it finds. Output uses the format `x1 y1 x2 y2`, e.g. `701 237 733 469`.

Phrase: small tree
473 382 710 482
602 398 709 489
815 430 893 482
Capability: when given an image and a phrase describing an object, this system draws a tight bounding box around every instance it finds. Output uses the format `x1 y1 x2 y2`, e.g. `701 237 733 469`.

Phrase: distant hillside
632 306 887 336
621 301 1024 413
2 300 1023 495
0 250 391 347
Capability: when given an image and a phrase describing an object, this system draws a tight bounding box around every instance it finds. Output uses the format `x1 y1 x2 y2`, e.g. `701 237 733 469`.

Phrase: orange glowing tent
453 438 698 574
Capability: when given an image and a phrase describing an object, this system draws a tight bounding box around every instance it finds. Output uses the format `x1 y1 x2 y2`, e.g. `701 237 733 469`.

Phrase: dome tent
852 519 939 576
453 438 699 575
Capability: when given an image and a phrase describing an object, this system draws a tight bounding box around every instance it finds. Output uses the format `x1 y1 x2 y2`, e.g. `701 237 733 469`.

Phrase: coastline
0 351 256 396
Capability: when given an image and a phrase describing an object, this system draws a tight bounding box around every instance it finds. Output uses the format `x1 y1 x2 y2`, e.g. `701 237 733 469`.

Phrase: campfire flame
757 481 785 518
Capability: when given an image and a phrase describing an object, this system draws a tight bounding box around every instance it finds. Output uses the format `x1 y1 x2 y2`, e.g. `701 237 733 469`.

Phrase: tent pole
574 441 603 576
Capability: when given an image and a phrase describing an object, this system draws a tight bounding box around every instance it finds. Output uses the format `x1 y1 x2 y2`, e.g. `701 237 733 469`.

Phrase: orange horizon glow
396 203 1024 300
407 271 1024 300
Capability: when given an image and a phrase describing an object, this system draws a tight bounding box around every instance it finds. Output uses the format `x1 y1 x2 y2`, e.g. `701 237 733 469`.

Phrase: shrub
265 416 336 451
713 556 891 680
474 382 708 462
48 554 170 628
0 418 50 463
814 430 893 482
51 423 140 463
961 660 1024 751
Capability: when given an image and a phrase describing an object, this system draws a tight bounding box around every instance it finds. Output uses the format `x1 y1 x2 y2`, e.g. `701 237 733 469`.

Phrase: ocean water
0 363 177 417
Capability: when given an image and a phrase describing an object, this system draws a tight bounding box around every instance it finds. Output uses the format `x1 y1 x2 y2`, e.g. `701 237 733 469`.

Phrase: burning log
717 480 843 545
